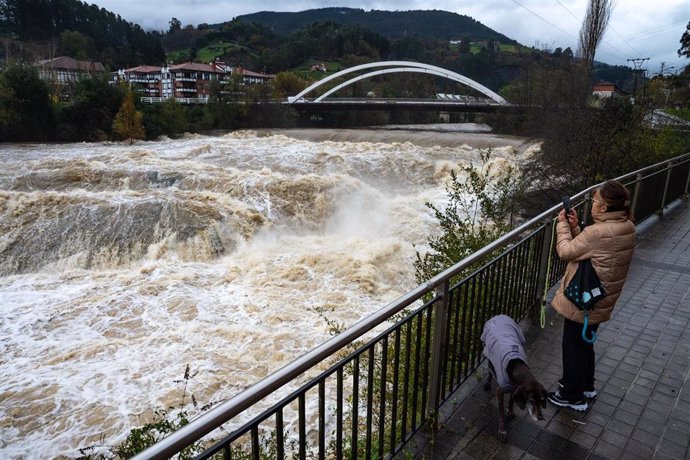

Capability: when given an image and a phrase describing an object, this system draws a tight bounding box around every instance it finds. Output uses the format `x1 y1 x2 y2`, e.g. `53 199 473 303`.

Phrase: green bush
414 151 523 285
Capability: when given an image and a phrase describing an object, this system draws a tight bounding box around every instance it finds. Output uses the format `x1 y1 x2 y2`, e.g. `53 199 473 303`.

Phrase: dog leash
539 218 557 329
541 214 597 342
582 311 597 343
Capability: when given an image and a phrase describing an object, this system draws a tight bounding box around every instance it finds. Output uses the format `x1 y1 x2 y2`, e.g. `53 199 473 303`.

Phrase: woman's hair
598 179 634 221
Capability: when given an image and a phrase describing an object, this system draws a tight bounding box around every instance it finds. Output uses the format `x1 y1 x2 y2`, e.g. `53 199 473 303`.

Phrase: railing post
685 162 690 197
660 162 673 215
631 173 642 218
427 281 450 417
582 192 592 227
534 217 555 315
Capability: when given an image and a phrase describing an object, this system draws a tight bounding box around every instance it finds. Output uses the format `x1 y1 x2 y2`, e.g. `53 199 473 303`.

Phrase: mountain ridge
231 8 518 44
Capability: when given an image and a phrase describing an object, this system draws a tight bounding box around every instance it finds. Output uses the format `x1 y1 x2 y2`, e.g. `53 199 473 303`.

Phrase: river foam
0 127 531 458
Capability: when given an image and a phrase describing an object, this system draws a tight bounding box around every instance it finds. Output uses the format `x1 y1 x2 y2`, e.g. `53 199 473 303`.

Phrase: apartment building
36 56 106 98
113 65 172 98
113 60 274 103
37 56 106 83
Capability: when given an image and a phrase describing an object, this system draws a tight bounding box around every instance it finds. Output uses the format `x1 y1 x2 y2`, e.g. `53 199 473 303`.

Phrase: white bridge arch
288 60 507 105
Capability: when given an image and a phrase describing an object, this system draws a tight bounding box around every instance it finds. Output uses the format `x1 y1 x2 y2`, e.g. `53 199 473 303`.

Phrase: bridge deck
408 202 690 459
287 98 518 112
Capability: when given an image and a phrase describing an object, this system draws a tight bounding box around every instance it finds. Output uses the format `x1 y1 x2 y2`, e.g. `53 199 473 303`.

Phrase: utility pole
627 58 649 103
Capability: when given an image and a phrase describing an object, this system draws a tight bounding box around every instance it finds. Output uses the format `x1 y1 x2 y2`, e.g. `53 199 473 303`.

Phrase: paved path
410 202 690 459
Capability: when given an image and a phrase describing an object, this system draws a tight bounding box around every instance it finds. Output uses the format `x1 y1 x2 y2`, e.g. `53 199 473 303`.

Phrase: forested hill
0 0 165 69
235 8 517 43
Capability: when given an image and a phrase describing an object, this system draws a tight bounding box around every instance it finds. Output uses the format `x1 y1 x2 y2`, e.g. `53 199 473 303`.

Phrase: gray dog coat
481 315 527 392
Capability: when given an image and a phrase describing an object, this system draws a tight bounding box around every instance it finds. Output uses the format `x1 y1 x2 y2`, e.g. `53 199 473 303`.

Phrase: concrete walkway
410 202 690 459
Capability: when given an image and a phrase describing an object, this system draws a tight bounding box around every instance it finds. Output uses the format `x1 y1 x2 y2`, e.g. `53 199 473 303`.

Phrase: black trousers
560 317 599 401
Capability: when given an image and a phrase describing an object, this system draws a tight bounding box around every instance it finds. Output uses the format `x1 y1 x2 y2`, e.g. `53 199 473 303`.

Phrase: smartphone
562 196 571 215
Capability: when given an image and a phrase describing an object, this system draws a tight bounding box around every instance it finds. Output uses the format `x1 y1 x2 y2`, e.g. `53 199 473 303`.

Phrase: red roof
236 68 275 79
37 56 105 73
169 62 217 72
592 81 616 90
123 65 162 74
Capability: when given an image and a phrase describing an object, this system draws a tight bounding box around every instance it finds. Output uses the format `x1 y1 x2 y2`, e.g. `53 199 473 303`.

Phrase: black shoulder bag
564 259 605 343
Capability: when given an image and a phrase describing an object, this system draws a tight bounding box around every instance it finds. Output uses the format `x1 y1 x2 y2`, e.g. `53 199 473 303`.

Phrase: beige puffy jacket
551 210 636 324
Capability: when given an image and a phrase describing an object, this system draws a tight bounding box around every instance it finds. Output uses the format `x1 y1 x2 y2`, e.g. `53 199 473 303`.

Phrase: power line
606 20 688 46
627 57 649 69
508 0 579 42
599 33 639 59
552 0 637 60
595 47 634 63
554 0 580 23
627 57 649 100
660 60 690 74
607 24 642 56
506 0 678 67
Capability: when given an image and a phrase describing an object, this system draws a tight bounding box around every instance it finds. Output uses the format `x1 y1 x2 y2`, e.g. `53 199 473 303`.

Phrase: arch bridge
287 61 510 110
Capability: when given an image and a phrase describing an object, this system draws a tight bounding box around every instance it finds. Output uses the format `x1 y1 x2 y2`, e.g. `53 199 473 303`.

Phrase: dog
481 315 547 442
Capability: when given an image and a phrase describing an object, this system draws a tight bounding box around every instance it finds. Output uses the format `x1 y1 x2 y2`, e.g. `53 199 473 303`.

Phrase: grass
447 42 525 55
291 59 344 80
666 107 690 121
167 41 260 64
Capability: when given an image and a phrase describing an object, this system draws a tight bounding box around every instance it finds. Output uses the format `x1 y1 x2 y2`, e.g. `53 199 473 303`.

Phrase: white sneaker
548 391 589 411
558 381 597 399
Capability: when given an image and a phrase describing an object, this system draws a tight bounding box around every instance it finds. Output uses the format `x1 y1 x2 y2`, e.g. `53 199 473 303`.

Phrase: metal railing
140 97 210 105
286 97 504 106
134 152 690 460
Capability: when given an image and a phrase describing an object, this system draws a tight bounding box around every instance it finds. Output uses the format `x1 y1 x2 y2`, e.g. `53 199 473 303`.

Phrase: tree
202 75 247 129
520 98 653 209
0 63 55 141
459 36 471 54
0 0 11 35
142 98 188 139
0 77 16 129
679 21 690 58
577 0 613 100
113 92 145 143
169 17 182 33
59 30 95 60
272 72 307 99
414 152 524 284
56 75 124 141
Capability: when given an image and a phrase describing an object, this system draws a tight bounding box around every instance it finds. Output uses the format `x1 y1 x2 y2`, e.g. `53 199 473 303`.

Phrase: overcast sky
90 0 689 74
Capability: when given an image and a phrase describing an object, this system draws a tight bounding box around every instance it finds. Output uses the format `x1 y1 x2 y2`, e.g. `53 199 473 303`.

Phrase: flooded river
0 126 533 458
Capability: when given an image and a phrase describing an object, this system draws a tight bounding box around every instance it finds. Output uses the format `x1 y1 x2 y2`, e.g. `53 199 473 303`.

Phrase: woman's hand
558 209 579 231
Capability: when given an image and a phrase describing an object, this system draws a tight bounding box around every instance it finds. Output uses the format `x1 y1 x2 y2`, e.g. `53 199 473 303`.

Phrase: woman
548 179 636 411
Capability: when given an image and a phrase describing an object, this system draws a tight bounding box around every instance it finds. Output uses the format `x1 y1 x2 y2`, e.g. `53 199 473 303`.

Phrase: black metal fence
133 153 690 460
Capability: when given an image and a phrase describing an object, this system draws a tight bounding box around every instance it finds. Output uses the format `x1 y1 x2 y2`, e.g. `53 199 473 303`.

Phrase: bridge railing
285 97 504 105
133 152 690 460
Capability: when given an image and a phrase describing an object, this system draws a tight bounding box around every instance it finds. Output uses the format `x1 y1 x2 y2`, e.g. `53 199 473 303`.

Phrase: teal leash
540 218 557 329
543 216 596 342
582 311 597 343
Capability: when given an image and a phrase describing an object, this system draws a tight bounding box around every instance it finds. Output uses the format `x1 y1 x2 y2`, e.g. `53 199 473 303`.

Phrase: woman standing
548 179 636 411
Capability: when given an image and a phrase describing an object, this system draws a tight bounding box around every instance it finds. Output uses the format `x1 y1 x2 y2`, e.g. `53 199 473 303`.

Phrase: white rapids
0 127 534 458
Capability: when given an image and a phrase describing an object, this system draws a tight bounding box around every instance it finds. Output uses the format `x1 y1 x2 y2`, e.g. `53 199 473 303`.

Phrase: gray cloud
92 0 689 73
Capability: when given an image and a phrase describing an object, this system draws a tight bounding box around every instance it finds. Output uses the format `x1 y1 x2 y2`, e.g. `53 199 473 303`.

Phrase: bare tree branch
577 0 613 78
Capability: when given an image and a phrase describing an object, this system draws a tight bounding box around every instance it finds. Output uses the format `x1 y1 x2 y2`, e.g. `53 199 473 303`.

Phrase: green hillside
233 8 517 43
